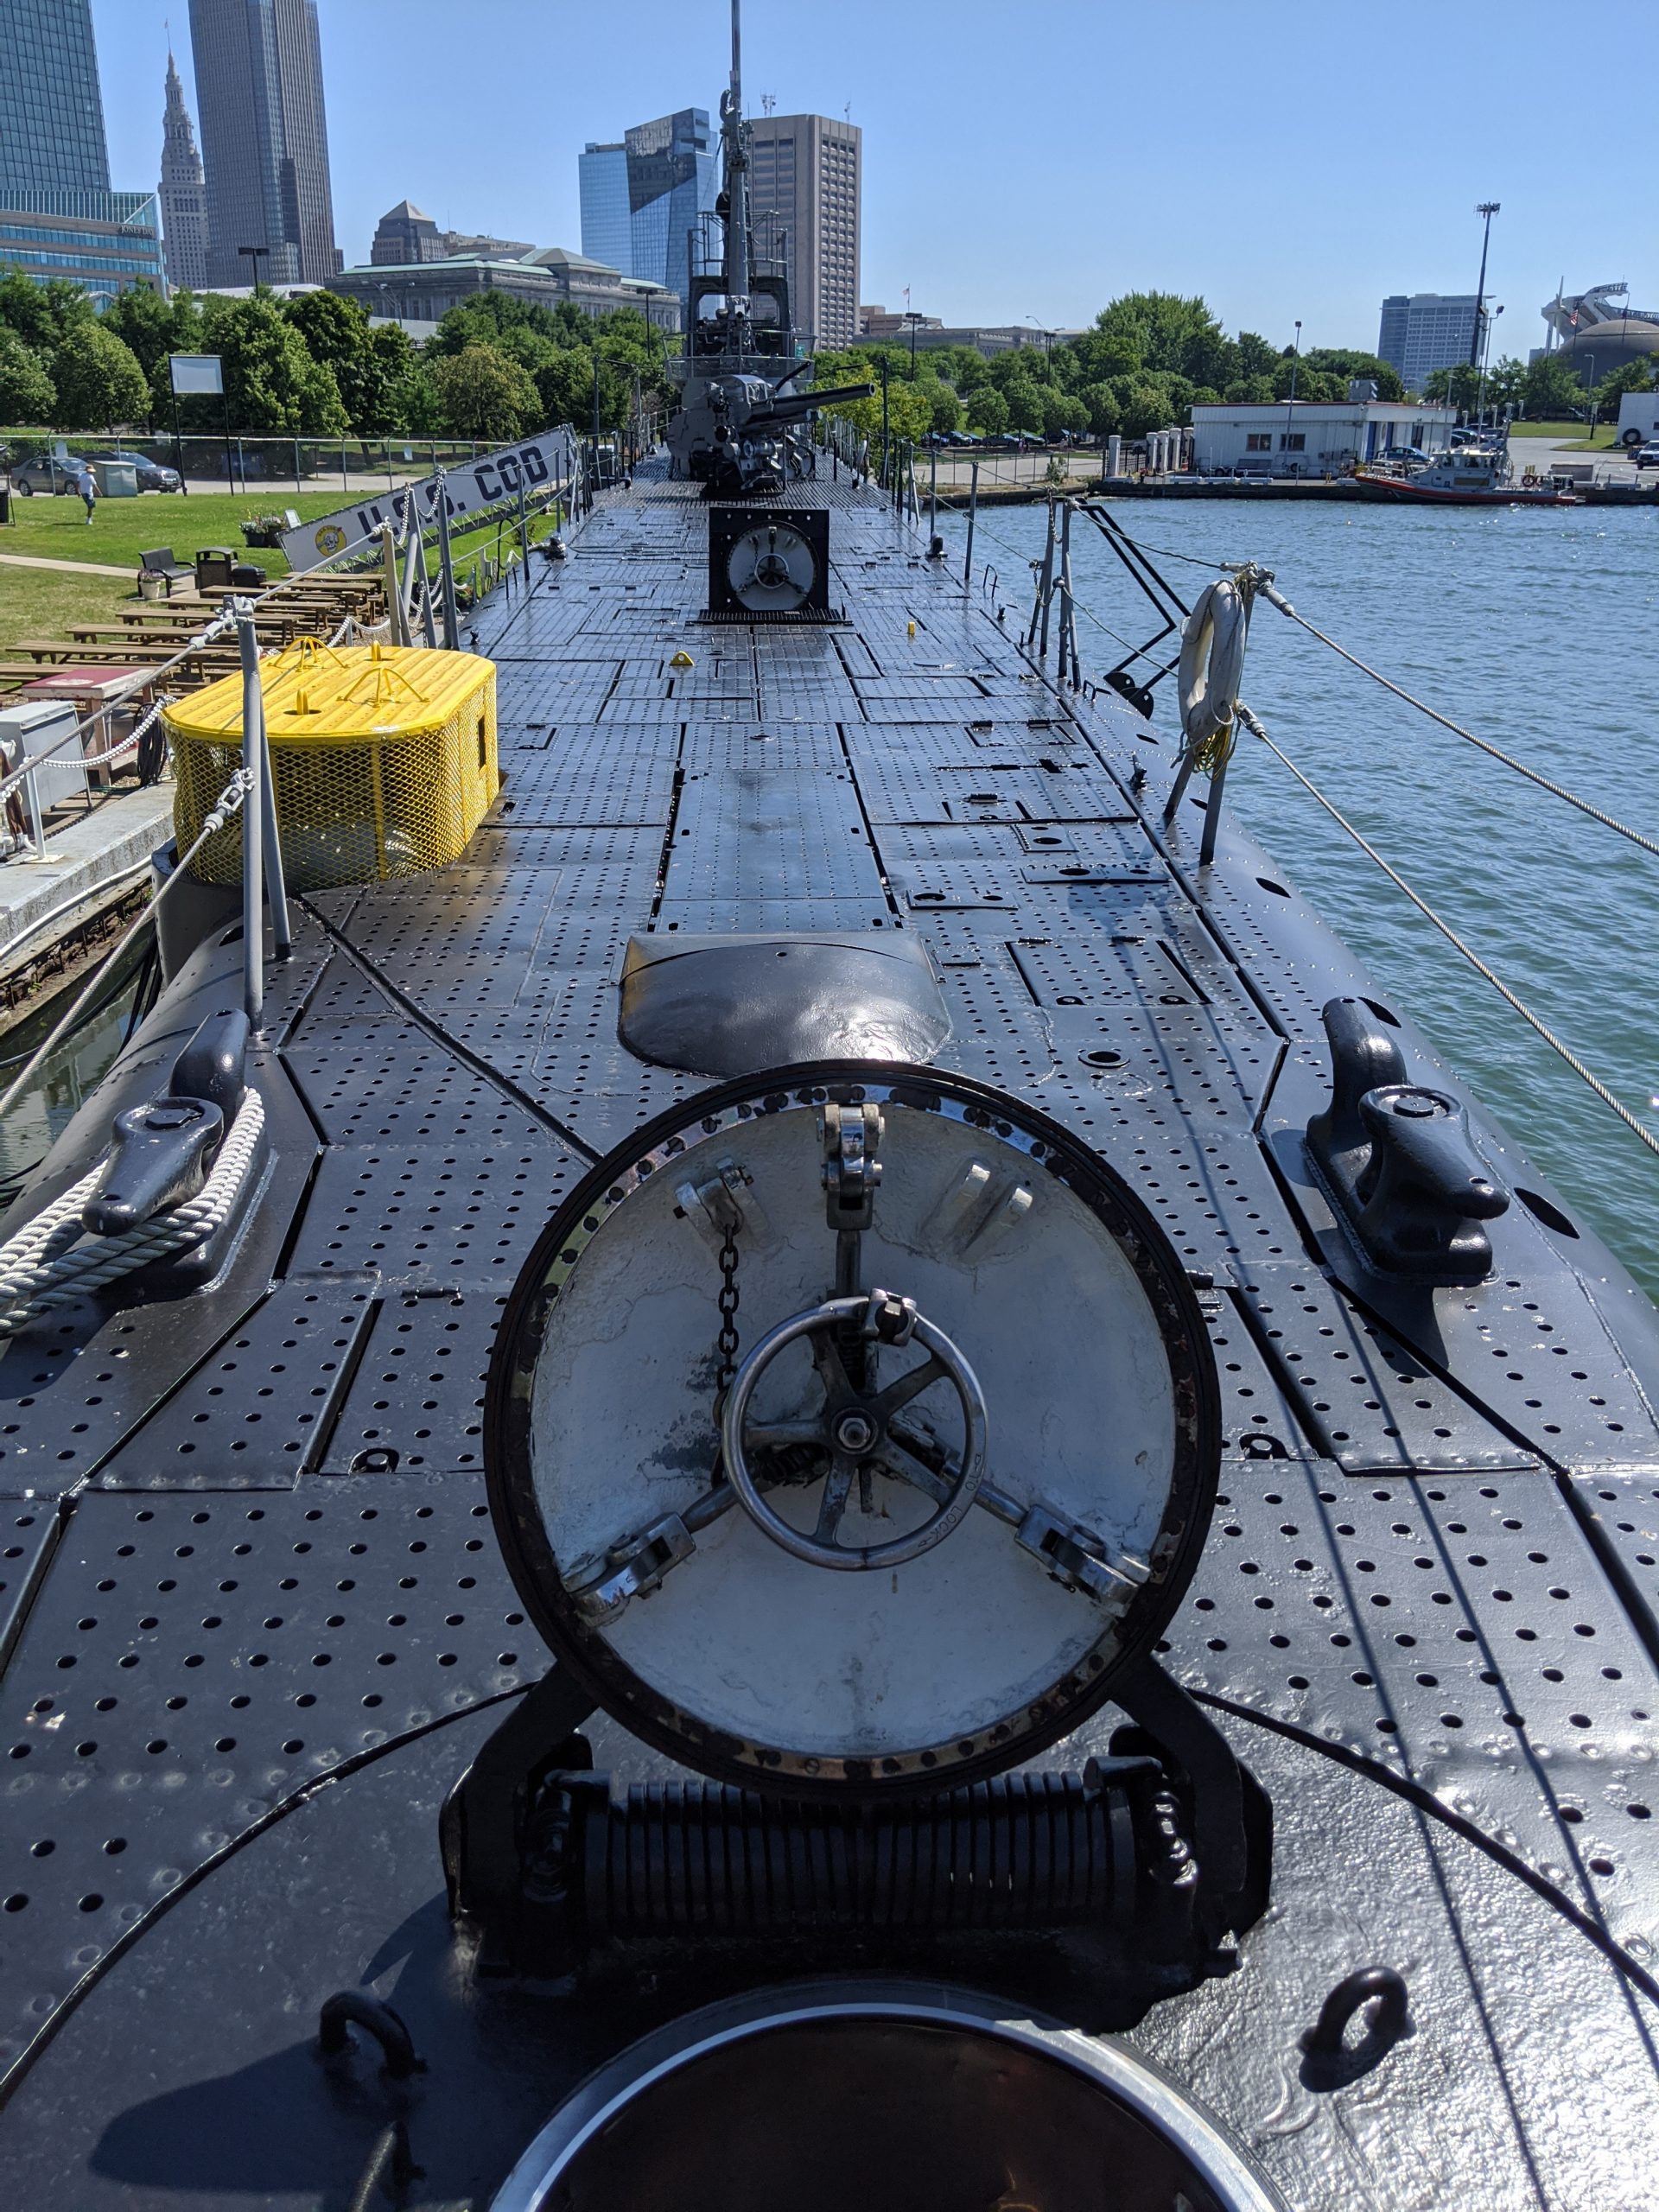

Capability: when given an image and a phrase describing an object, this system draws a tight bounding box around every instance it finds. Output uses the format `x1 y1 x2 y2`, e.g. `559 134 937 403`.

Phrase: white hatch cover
486 1065 1221 1794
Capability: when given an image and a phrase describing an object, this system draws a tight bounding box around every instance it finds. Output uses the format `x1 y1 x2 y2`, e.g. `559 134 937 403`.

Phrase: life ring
1178 578 1247 747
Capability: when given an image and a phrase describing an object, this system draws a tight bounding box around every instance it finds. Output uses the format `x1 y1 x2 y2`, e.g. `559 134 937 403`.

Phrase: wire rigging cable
1253 585 1659 863
1234 702 1659 1161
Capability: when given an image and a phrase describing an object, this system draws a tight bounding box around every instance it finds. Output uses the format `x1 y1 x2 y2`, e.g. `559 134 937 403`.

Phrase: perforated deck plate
3 457 1659 2208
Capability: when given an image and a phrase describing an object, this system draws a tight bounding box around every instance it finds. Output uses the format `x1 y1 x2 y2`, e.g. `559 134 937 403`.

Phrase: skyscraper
0 0 164 301
746 113 861 348
0 0 110 207
188 0 340 288
158 50 208 293
578 144 630 276
579 108 715 307
1377 294 1483 392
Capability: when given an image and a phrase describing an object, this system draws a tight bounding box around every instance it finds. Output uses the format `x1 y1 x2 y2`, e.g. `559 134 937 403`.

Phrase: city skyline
86 0 1656 358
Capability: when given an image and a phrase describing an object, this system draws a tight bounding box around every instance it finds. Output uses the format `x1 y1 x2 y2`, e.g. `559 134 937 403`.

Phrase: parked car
1635 442 1659 471
11 454 85 494
102 449 182 493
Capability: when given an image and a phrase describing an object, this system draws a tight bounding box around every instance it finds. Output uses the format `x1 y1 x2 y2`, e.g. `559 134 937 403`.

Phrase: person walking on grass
77 463 97 525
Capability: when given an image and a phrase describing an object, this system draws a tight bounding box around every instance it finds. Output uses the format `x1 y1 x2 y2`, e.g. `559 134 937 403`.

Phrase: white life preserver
1178 578 1248 747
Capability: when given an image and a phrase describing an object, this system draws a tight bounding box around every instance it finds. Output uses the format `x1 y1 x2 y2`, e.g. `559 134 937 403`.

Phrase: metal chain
714 1227 741 1397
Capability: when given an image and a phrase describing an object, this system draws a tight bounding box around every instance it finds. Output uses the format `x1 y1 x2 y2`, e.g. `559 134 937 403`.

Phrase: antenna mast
723 0 751 308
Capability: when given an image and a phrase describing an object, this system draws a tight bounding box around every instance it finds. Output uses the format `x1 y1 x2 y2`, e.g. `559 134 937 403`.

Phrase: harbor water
939 496 1659 1295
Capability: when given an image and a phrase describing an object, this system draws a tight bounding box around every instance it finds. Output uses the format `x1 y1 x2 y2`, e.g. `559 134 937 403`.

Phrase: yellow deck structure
166 640 499 890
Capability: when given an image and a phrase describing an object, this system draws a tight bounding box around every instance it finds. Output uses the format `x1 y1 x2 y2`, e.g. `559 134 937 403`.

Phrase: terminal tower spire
158 44 207 294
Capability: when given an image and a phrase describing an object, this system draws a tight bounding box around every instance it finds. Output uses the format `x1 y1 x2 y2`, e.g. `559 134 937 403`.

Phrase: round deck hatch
489 1983 1287 2212
486 1064 1220 1794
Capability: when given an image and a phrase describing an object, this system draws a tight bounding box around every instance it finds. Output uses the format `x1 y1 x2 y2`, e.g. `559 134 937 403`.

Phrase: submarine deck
1 461 1657 2208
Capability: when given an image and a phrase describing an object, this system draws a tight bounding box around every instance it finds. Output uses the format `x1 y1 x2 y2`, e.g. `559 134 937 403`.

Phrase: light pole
1470 202 1499 367
1584 352 1598 441
1282 319 1301 473
237 243 270 291
1476 304 1503 428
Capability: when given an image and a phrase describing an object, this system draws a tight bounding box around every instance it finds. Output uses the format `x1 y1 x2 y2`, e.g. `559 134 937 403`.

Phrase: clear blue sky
92 0 1653 359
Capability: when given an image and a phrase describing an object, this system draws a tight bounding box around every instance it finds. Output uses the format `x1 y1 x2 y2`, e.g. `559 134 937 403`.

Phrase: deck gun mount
669 366 874 499
664 0 871 618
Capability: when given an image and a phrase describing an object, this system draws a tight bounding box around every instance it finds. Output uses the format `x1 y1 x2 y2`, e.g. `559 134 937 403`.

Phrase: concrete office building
580 109 716 308
188 0 340 288
1377 293 1484 391
369 203 535 267
158 49 208 293
1189 396 1457 477
372 200 442 266
333 245 680 333
746 113 861 347
0 0 163 301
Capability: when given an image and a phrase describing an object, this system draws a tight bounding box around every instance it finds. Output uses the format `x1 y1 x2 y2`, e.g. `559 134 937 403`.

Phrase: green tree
964 386 1009 435
1423 361 1484 410
1090 292 1232 388
1484 355 1528 416
1079 381 1119 435
1233 331 1280 380
99 284 183 379
1114 376 1179 438
1042 391 1090 439
0 270 93 353
531 346 632 434
1223 375 1275 404
0 327 54 423
1297 347 1403 401
52 321 149 430
1592 353 1659 414
823 371 931 455
1518 355 1588 419
923 378 963 434
430 341 541 440
286 291 416 434
1001 377 1045 432
174 294 347 434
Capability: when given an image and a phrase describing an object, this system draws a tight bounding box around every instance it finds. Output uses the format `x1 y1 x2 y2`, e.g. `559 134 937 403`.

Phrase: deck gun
671 370 875 496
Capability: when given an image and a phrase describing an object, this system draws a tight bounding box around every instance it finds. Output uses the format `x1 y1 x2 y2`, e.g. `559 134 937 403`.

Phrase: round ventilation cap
486 1064 1220 1795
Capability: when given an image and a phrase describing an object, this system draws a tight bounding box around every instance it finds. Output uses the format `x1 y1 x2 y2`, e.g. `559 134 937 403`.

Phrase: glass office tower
580 108 715 308
0 0 111 207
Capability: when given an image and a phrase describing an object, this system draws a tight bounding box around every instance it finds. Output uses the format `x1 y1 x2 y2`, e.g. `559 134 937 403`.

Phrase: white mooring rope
0 1089 266 1339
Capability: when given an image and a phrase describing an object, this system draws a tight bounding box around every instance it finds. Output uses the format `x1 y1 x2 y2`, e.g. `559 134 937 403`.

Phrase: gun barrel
751 380 876 421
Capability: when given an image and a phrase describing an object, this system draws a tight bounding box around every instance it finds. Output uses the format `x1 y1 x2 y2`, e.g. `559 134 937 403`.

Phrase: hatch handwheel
721 1290 988 1571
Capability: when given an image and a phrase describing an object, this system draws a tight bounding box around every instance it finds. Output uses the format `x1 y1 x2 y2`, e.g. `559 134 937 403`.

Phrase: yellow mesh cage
166 640 499 890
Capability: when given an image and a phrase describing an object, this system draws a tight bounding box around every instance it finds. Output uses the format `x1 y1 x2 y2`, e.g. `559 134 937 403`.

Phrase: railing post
435 472 460 650
517 469 531 574
963 460 978 588
21 763 47 861
1036 499 1056 656
929 442 937 538
234 602 264 1027
383 522 412 650
1065 499 1079 681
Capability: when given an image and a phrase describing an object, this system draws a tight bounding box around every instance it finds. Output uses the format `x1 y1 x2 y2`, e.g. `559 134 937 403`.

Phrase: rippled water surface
939 497 1659 1294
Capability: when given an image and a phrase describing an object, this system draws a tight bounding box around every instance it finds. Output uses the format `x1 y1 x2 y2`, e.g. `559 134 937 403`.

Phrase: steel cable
1256 587 1659 862
1234 702 1659 1160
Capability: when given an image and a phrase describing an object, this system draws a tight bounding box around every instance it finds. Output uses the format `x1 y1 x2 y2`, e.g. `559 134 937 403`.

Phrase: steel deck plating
1 462 1657 2209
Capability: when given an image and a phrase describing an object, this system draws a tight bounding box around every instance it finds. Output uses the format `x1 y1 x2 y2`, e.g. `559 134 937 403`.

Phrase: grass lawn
0 486 348 578
0 486 565 664
0 565 131 661
1508 422 1619 448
